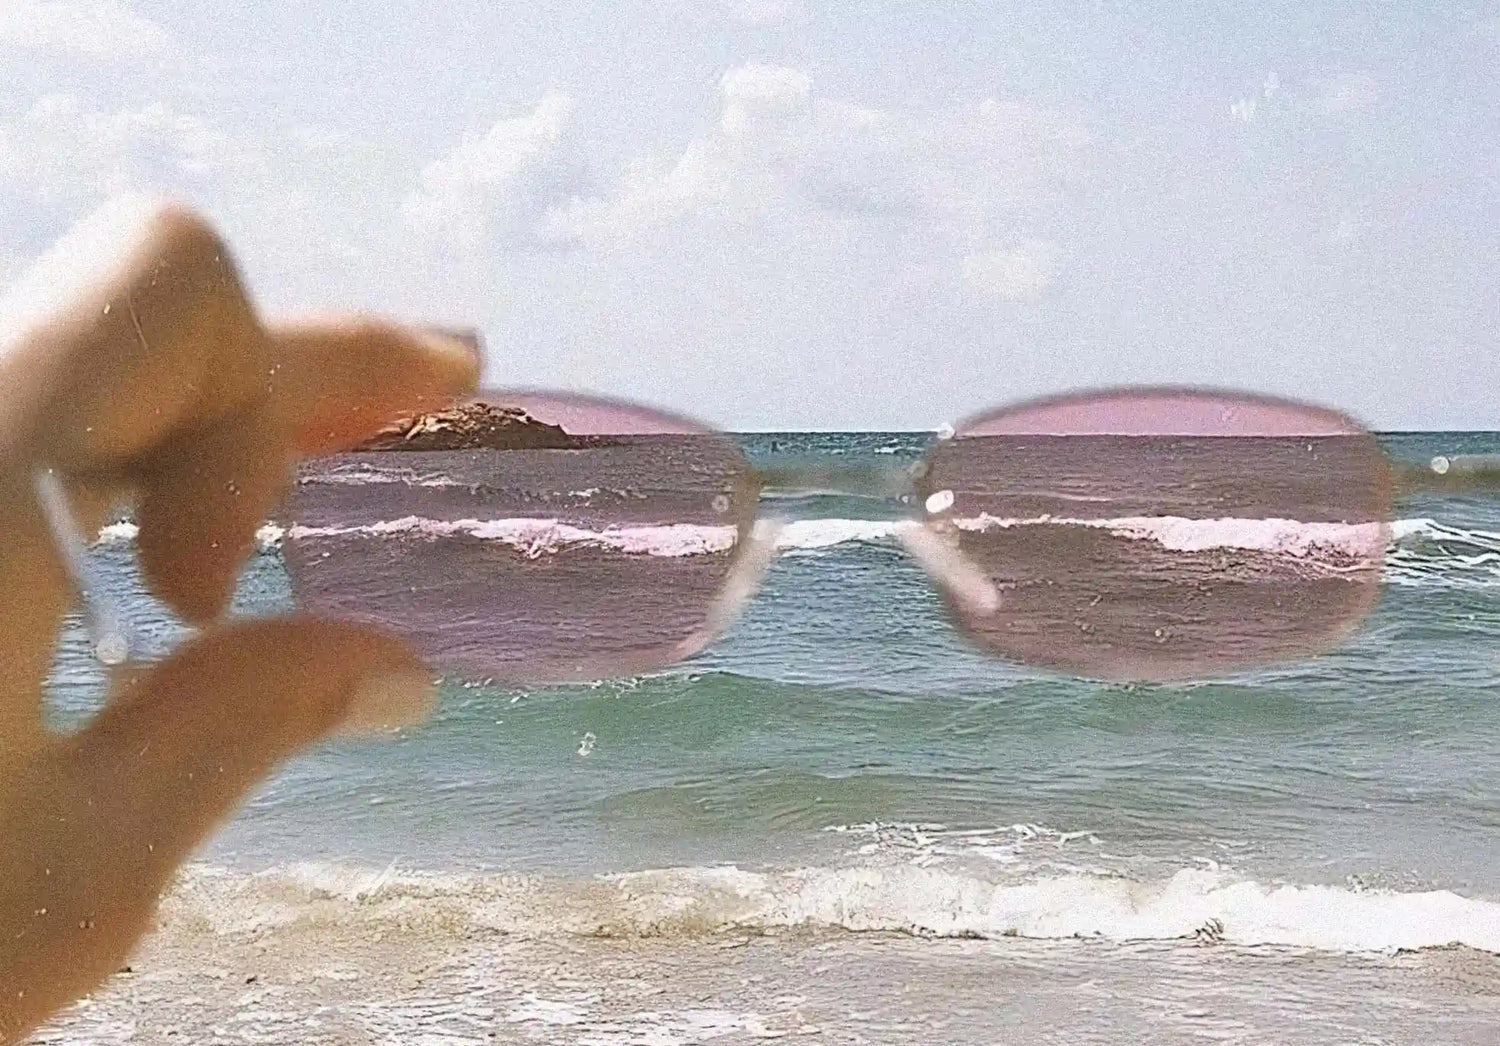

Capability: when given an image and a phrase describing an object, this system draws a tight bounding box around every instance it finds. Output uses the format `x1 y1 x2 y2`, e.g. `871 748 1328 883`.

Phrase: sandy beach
33 865 1500 1046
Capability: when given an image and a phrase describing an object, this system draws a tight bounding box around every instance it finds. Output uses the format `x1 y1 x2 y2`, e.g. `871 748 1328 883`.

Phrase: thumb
0 618 433 1044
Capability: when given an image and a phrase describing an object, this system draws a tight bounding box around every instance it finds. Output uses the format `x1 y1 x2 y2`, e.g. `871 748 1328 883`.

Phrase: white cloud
544 63 1082 283
729 0 806 27
401 91 574 251
0 94 427 314
0 0 173 61
541 64 822 248
0 94 256 206
1326 209 1361 246
718 63 812 134
1312 72 1378 115
0 89 491 320
0 62 1079 343
960 243 1057 302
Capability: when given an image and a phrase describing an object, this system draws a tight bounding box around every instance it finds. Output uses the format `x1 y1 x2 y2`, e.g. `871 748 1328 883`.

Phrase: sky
0 1 1496 430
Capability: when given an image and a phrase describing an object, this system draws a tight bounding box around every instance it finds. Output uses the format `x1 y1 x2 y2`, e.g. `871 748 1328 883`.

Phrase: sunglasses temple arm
32 467 135 666
1392 454 1500 496
895 523 1001 617
669 518 783 662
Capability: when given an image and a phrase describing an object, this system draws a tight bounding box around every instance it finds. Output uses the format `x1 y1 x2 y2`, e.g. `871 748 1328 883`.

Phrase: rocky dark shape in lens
919 391 1393 680
357 401 586 451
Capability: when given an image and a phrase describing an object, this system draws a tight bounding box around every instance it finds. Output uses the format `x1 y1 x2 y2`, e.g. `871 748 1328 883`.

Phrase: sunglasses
42 387 1500 684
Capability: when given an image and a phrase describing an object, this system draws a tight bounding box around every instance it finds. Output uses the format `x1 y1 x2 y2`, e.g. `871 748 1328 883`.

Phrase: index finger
135 315 480 619
0 200 478 744
4 200 479 474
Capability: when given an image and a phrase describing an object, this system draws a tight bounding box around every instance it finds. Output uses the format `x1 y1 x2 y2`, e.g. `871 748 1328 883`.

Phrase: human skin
0 199 479 1043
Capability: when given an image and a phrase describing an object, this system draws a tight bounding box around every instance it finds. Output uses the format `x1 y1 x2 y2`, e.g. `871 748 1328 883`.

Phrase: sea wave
89 516 1500 587
288 517 740 558
275 513 1417 567
96 521 287 552
297 465 467 488
1384 517 1500 588
163 859 1500 956
281 517 893 558
300 468 625 502
953 513 1384 558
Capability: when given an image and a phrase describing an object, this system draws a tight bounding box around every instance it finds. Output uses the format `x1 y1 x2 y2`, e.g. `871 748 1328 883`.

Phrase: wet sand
35 878 1500 1046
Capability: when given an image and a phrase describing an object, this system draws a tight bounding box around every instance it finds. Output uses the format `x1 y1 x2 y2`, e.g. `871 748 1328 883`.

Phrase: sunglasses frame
39 385 1500 678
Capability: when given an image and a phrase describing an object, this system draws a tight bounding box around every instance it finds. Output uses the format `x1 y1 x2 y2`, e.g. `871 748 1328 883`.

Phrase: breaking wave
96 521 287 552
89 516 1500 587
281 514 1389 560
953 513 1385 558
296 465 466 488
276 515 1428 574
164 857 1500 956
288 517 741 558
1384 518 1500 588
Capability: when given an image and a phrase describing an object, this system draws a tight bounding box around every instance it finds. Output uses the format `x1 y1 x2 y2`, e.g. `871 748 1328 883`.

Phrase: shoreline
42 898 1500 1045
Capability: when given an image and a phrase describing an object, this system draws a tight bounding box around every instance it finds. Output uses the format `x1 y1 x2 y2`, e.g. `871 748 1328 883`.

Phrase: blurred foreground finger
0 618 432 1044
135 405 290 623
269 319 482 454
130 319 479 622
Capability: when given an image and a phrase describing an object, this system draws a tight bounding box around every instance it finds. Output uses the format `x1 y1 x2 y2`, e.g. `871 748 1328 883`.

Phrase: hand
0 199 479 1042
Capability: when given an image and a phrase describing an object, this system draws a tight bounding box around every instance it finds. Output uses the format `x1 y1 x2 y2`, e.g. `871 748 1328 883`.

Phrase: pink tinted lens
281 392 756 683
919 389 1392 680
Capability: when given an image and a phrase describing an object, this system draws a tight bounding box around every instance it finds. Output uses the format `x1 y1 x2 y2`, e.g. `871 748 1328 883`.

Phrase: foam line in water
297 465 466 487
96 521 286 553
953 513 1386 558
281 513 1390 560
287 517 741 557
98 514 1449 559
1384 518 1500 588
91 515 1500 588
166 861 1500 956
299 466 611 499
282 517 907 557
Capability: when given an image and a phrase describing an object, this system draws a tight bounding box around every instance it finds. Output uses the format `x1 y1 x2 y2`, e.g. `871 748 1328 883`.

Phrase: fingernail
419 326 483 362
340 670 436 736
418 330 483 390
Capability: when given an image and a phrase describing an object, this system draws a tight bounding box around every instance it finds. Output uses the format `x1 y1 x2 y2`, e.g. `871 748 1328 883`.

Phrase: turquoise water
46 431 1500 955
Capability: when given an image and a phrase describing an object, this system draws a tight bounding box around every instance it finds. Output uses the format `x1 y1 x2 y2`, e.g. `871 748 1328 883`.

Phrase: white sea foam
773 518 902 549
298 466 465 488
953 513 1385 558
824 820 1105 869
282 516 905 558
281 513 1389 561
96 521 141 545
1384 518 1500 588
300 468 619 500
89 514 1500 587
95 521 285 552
165 859 1500 956
287 517 740 557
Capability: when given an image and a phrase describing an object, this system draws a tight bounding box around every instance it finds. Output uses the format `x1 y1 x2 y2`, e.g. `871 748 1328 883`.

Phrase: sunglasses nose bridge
753 460 918 500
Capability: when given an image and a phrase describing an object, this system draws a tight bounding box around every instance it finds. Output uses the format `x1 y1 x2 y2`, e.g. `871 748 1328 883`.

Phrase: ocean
42 431 1500 1044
